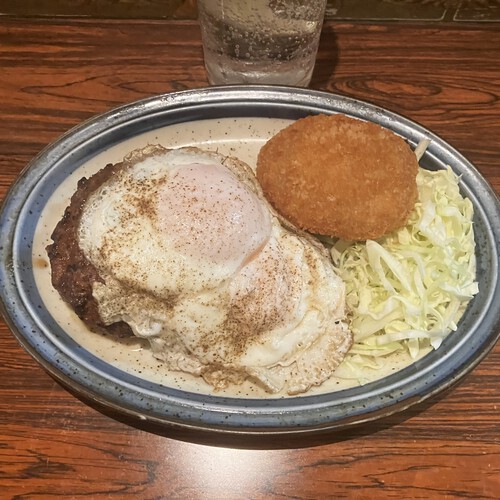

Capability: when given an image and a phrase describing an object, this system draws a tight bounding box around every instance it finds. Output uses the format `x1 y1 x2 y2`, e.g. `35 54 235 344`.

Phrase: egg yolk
157 162 272 269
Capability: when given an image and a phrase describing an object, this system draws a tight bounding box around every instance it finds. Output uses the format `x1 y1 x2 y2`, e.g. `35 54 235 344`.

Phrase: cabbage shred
331 166 478 378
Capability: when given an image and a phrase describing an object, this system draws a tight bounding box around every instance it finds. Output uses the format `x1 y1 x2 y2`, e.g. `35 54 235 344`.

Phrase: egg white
78 145 352 394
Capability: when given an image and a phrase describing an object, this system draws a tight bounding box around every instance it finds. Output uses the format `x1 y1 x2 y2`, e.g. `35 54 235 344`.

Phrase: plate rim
1 85 499 434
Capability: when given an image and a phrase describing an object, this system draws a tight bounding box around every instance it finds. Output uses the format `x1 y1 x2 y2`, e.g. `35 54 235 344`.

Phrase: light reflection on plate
1 86 499 434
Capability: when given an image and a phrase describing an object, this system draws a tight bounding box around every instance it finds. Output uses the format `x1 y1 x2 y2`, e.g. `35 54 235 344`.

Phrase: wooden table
0 17 499 499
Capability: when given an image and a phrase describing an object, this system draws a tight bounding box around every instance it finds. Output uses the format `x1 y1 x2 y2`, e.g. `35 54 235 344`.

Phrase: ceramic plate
1 86 499 434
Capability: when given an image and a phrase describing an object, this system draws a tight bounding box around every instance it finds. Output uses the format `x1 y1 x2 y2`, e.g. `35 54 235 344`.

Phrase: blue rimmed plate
1 86 499 434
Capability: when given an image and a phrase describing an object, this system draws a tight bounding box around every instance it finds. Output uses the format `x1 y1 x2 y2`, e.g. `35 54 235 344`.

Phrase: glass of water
198 0 327 86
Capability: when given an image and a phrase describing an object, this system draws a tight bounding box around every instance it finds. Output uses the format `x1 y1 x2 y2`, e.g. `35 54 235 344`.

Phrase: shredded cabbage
331 165 478 380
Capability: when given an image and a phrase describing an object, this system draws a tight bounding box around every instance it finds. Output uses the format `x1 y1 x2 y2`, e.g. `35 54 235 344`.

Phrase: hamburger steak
45 145 351 395
47 162 133 338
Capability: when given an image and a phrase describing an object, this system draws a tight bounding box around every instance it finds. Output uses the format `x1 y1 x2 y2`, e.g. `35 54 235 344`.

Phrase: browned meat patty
46 162 133 338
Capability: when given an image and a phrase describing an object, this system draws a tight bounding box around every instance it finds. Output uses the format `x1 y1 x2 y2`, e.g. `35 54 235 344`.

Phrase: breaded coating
256 114 419 241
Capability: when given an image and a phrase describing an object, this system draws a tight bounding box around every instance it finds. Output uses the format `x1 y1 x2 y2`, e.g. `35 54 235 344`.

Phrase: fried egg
78 145 351 395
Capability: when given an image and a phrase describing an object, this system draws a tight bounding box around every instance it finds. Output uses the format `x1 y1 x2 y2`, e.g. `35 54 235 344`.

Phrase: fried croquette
256 114 419 241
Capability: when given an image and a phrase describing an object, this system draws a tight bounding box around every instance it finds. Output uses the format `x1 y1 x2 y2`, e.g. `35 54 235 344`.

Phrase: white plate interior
32 116 424 398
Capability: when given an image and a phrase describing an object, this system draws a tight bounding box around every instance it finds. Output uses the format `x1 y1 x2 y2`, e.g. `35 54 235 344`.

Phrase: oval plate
1 86 499 435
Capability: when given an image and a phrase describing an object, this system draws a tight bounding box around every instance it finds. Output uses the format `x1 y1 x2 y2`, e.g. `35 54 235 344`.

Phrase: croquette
256 114 419 241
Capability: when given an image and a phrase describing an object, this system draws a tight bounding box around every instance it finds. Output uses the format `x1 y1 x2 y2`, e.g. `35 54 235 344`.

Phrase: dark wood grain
0 18 499 499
